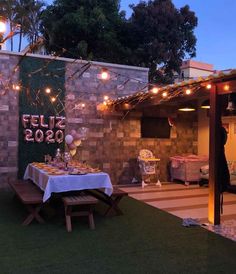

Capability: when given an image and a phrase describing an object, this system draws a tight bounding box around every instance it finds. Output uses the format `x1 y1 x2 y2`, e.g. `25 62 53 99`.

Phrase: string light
103 101 107 106
206 84 212 89
123 103 131 110
13 84 20 91
101 69 109 80
185 89 191 95
81 103 85 108
104 95 109 101
2 35 234 117
224 84 230 91
0 19 6 34
162 91 167 98
151 87 159 94
45 87 51 94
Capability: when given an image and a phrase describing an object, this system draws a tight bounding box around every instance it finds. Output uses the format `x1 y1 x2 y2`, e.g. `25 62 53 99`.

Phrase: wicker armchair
138 149 161 188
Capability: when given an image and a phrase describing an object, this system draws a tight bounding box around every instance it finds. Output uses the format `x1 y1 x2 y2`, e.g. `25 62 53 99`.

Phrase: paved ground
120 182 236 241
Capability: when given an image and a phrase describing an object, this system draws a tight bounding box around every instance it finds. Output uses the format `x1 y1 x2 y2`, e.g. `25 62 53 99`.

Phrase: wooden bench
9 180 45 226
104 188 128 216
86 187 128 216
62 194 98 232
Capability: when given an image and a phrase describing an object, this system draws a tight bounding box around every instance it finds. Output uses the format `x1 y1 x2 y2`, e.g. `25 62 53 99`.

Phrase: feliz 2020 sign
22 114 66 144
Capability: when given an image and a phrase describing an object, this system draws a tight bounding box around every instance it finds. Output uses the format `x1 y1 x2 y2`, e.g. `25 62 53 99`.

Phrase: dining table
24 162 113 203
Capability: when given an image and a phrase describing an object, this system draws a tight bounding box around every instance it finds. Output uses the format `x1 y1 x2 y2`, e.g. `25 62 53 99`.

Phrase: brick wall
0 54 19 188
0 52 198 187
65 61 198 184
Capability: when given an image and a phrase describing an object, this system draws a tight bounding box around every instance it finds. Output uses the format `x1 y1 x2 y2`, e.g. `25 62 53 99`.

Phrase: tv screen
141 117 171 138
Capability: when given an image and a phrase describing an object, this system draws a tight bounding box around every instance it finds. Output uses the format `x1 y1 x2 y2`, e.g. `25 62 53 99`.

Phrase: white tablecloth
24 164 113 202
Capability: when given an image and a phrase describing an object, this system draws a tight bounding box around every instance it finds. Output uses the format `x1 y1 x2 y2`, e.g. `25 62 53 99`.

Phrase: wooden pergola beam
208 85 221 225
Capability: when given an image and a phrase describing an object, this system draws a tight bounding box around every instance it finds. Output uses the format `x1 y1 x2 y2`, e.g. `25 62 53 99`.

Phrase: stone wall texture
0 52 198 187
0 53 19 188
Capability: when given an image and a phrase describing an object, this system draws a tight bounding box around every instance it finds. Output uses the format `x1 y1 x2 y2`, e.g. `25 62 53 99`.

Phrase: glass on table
44 154 52 164
63 152 71 171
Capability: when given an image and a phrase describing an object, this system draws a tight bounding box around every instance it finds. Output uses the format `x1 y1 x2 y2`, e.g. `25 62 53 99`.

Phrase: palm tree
15 0 45 52
0 0 17 51
25 0 45 51
15 0 29 52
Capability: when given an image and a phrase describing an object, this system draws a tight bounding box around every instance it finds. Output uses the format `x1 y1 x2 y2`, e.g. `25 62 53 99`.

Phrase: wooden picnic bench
62 194 98 232
86 187 128 216
9 180 45 226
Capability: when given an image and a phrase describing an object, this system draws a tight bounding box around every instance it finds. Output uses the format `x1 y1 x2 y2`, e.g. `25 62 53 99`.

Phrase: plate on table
69 171 87 175
90 169 101 173
47 171 65 176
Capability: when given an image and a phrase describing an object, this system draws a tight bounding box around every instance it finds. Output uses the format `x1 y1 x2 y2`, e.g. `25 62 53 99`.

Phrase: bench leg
105 196 123 216
88 206 95 229
65 205 72 232
22 204 45 226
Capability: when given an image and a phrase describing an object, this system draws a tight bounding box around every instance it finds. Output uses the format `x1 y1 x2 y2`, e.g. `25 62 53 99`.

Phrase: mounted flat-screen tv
141 117 171 138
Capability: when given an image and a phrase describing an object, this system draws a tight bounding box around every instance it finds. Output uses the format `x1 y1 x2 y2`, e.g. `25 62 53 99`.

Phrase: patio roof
108 69 236 110
106 68 236 226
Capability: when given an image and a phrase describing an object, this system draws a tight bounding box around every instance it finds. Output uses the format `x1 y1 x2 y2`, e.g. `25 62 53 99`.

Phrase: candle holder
63 152 71 171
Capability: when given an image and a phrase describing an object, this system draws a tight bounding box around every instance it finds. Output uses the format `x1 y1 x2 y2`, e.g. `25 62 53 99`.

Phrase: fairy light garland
0 34 236 118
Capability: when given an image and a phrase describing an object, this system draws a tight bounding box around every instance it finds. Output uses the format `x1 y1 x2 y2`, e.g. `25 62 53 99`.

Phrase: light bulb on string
162 91 167 98
51 97 56 103
81 103 85 108
185 89 191 95
151 87 159 94
104 95 109 101
45 87 51 94
206 84 212 89
13 84 20 91
101 69 109 80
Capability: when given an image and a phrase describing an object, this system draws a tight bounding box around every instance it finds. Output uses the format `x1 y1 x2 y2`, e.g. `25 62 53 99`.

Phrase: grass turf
0 190 236 274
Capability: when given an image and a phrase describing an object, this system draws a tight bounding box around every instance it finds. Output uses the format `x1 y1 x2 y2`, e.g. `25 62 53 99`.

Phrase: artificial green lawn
0 190 236 274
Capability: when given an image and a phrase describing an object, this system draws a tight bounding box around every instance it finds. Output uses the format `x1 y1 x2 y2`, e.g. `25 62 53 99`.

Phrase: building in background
175 60 215 82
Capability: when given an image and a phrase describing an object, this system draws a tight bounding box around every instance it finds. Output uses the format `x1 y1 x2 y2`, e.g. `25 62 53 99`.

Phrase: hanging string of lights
1 19 236 118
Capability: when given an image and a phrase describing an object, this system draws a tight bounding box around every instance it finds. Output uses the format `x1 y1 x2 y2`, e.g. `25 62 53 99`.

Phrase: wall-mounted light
201 99 210 109
178 103 196 112
226 94 235 111
224 84 230 91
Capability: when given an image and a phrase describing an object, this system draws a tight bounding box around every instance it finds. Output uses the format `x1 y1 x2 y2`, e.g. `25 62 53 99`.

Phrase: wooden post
208 85 221 225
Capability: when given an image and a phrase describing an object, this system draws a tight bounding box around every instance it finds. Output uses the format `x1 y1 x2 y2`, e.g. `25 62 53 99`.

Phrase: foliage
0 0 17 50
15 0 45 50
40 0 125 62
41 0 197 83
1 0 198 83
0 0 45 51
126 0 198 83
